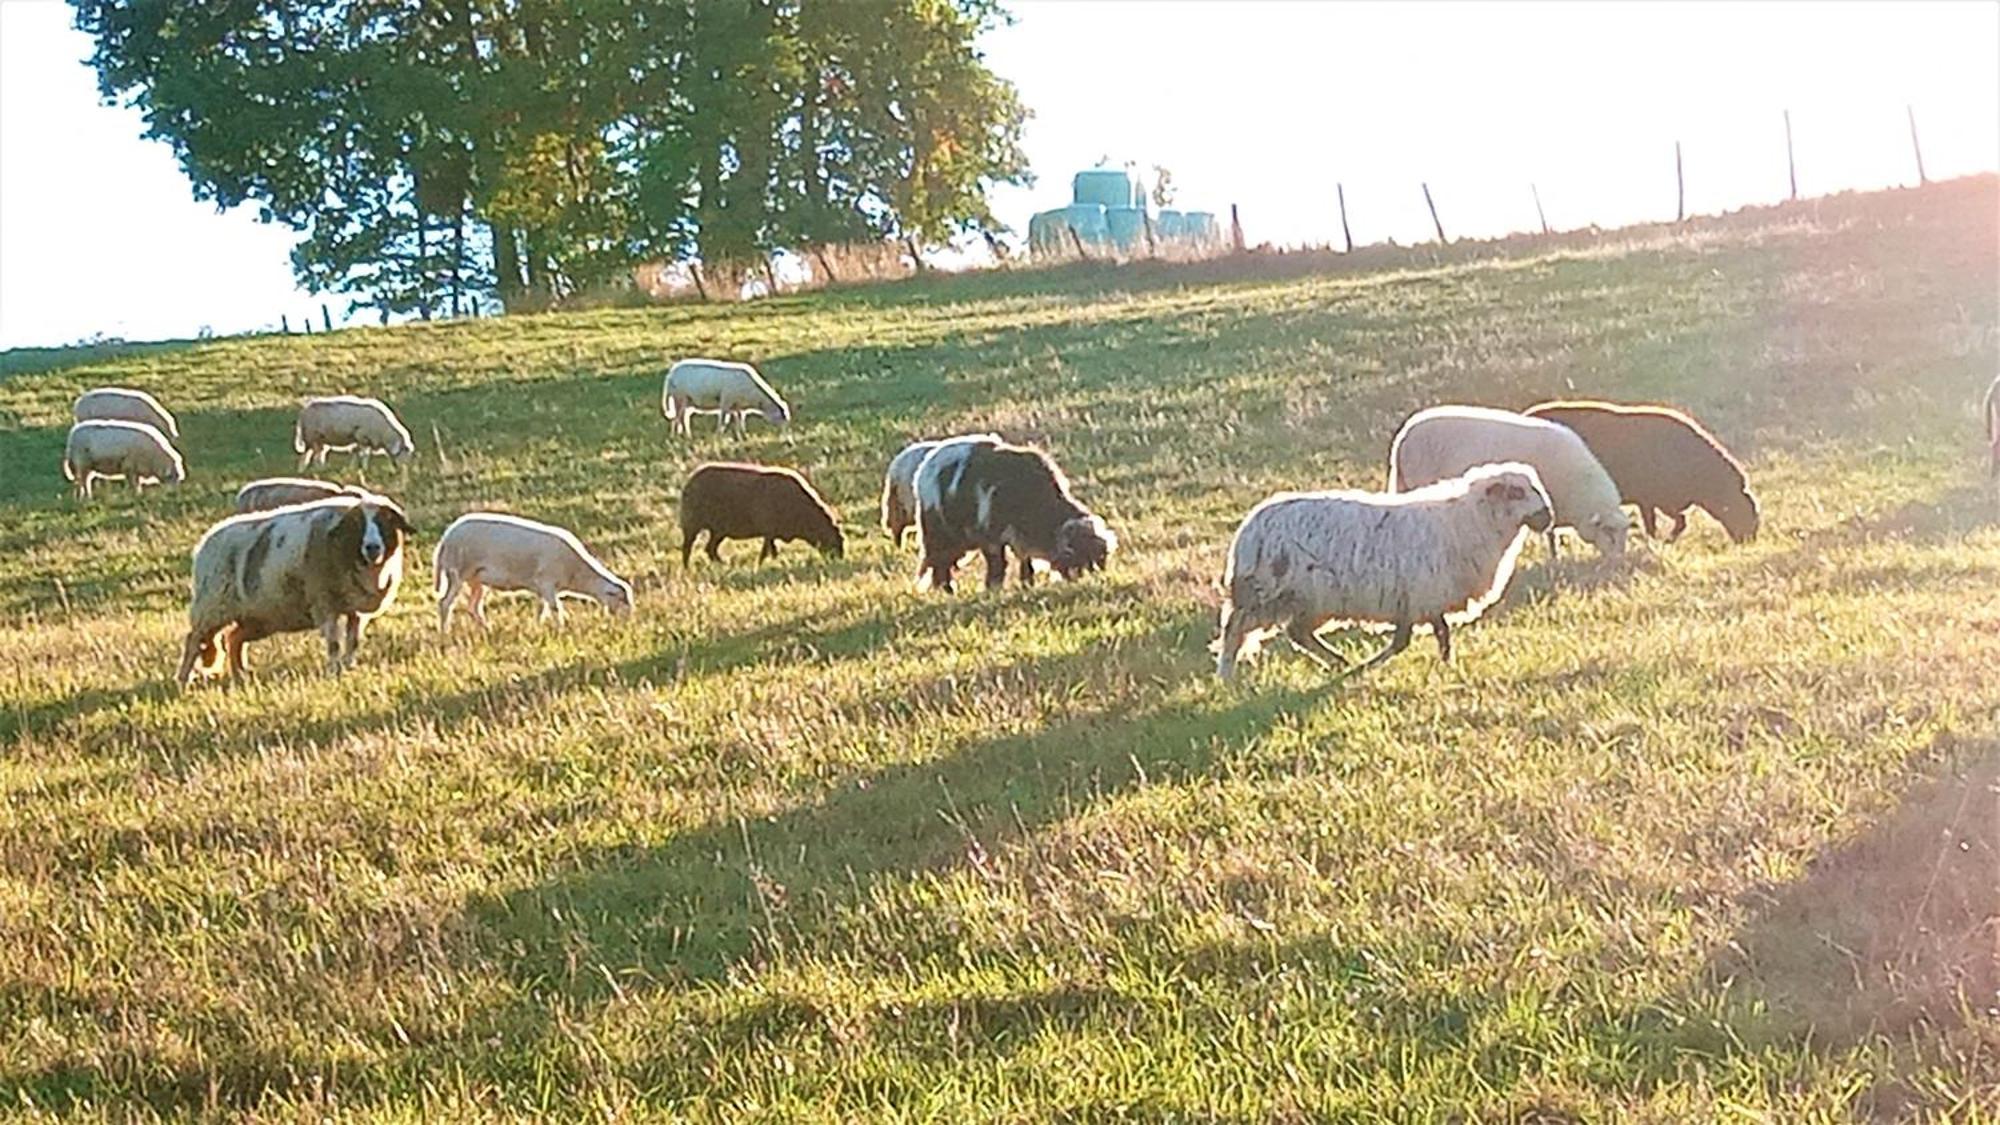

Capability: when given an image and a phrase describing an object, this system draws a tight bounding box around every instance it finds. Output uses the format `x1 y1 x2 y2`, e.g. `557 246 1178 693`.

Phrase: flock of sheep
57 355 1775 686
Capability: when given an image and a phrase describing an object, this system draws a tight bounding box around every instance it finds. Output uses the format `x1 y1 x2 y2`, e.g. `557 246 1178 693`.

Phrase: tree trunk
493 222 525 311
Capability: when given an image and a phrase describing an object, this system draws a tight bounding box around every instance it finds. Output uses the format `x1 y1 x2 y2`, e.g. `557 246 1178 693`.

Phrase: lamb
1524 400 1760 543
73 387 178 440
62 419 185 499
1388 404 1628 557
662 359 791 439
235 477 365 513
1984 375 2000 478
881 433 1002 544
914 436 1117 592
295 395 415 471
678 462 844 565
1215 463 1553 679
433 512 635 631
175 492 414 685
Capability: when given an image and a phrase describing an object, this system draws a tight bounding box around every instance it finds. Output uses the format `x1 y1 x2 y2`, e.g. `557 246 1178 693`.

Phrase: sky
1 0 1996 350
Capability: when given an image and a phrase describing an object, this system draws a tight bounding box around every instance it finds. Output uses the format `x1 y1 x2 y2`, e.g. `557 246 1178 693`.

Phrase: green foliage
71 0 1030 313
2 181 1993 1118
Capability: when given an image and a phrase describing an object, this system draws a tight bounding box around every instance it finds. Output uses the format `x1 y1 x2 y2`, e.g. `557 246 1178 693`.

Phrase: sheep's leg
1544 528 1560 560
1286 617 1348 671
1017 556 1037 586
130 474 144 493
341 614 363 668
298 448 313 471
1349 620 1413 676
1664 511 1688 542
680 529 697 567
1640 506 1661 540
1215 604 1253 679
760 537 778 562
319 618 346 675
437 571 462 633
706 535 725 563
983 548 1009 589
923 553 956 594
465 582 489 630
1431 617 1452 663
717 408 730 436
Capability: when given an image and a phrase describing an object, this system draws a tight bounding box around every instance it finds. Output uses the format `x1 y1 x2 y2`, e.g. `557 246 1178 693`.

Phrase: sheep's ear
1483 480 1513 501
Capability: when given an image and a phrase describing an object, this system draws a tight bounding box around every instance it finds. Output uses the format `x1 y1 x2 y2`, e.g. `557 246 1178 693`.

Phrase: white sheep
881 433 1001 544
662 359 791 439
1388 404 1629 557
295 395 415 471
62 420 185 499
433 512 634 631
1215 462 1553 678
74 387 178 440
235 477 363 513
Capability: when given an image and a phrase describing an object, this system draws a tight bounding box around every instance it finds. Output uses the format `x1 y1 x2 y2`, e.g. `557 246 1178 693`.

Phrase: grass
1 177 1996 1121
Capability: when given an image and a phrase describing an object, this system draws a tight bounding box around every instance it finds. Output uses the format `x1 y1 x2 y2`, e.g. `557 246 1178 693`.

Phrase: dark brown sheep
914 436 1116 592
679 462 844 565
1524 400 1759 543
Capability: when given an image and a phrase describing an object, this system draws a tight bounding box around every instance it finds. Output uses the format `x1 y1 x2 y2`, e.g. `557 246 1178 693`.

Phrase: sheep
73 387 178 440
678 462 844 565
433 512 635 631
295 395 415 471
62 420 185 499
914 436 1117 592
1215 462 1554 679
1388 404 1628 557
881 433 1002 545
175 492 414 685
1984 375 2000 479
1524 400 1760 543
235 477 366 514
662 359 791 439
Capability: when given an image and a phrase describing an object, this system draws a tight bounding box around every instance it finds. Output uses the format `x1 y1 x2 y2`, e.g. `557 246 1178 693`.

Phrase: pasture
1 178 1995 1120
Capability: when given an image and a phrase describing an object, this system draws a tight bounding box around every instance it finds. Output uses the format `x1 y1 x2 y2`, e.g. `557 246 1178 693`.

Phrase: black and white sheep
881 433 1001 545
295 395 415 470
1215 463 1553 678
74 387 178 440
433 512 634 630
662 359 791 439
175 493 414 685
1388 404 1628 557
914 437 1116 592
63 419 185 499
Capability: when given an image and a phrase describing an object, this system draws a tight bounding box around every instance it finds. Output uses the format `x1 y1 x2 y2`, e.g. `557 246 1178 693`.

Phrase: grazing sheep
1216 463 1553 678
62 420 185 499
1985 375 2000 479
662 359 791 439
881 433 1002 545
914 436 1117 592
1388 404 1628 557
295 395 415 471
434 512 635 631
175 493 414 685
679 462 843 565
74 387 178 440
235 477 365 513
1525 400 1760 543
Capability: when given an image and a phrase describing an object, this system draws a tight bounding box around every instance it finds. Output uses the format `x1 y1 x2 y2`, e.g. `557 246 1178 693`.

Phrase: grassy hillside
1 179 1995 1121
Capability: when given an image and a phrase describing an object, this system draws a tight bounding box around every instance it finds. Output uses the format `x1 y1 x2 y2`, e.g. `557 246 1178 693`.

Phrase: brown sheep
1524 400 1759 543
679 462 844 565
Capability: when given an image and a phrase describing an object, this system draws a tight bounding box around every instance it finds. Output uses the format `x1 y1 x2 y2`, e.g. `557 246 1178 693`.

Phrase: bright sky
1 0 1996 350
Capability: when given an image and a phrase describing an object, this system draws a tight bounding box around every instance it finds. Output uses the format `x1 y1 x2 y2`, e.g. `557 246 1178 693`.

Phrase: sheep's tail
293 417 307 454
431 540 451 597
60 451 75 481
880 476 901 538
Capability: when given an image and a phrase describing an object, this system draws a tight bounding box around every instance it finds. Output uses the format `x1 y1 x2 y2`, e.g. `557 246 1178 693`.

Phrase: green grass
2 178 1996 1121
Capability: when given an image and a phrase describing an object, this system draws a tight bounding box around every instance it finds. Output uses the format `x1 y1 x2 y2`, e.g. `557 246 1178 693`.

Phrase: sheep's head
763 399 792 426
341 498 414 567
601 578 636 617
1584 513 1630 556
1709 488 1761 543
817 523 846 560
389 432 416 462
1052 515 1117 579
1478 466 1552 534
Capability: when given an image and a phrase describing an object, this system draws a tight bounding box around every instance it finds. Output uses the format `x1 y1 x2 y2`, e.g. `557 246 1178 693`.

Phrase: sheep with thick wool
915 436 1116 592
63 420 185 499
1524 400 1759 543
881 433 1001 544
434 512 634 631
1215 463 1553 678
662 359 791 439
74 387 178 440
176 492 413 685
295 395 414 470
1388 404 1628 557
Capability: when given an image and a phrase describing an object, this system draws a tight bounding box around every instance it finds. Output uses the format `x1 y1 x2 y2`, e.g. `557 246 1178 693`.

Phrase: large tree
73 0 1029 315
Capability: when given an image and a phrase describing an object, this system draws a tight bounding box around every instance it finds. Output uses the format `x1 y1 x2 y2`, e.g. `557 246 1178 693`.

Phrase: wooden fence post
812 245 836 284
690 262 709 301
1229 203 1245 253
1908 105 1928 186
321 303 333 332
1422 183 1446 243
1674 141 1685 222
281 314 291 334
760 256 780 297
904 234 924 273
303 316 313 335
1532 183 1550 235
1337 183 1354 252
